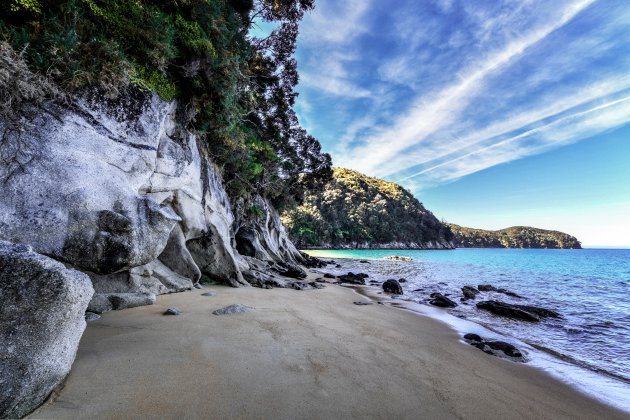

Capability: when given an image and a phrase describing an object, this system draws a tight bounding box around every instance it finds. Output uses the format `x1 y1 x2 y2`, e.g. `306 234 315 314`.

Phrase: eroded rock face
0 241 94 419
0 92 310 309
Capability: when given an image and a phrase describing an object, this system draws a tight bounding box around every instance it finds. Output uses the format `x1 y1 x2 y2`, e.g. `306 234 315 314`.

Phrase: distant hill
448 224 582 249
282 168 454 249
282 168 581 250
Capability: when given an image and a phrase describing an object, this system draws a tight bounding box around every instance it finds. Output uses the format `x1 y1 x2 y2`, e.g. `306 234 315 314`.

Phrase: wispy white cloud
402 93 630 185
339 0 596 174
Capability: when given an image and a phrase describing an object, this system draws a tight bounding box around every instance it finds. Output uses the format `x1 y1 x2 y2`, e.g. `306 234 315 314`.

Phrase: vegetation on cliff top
448 224 582 249
282 168 453 248
0 0 331 209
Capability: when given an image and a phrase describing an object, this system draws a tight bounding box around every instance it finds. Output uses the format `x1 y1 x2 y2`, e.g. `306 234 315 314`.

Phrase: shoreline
308 254 630 413
31 272 628 419
349 282 630 413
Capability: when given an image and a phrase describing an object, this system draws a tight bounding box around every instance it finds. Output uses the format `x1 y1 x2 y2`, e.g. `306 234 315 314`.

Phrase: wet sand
32 280 628 419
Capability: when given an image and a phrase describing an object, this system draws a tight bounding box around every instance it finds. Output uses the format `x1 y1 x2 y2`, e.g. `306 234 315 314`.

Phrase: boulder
463 333 524 359
429 293 458 308
383 279 403 294
323 273 336 279
461 285 480 300
0 241 94 418
108 293 156 310
478 284 524 299
338 272 369 285
476 300 549 322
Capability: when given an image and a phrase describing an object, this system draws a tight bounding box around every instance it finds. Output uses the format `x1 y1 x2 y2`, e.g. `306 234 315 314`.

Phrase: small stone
201 291 217 297
353 301 373 305
164 308 181 315
323 273 336 279
398 278 407 283
85 312 101 321
213 304 253 315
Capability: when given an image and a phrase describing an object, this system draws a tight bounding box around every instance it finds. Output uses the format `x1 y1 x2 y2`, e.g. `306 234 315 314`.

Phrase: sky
286 0 630 248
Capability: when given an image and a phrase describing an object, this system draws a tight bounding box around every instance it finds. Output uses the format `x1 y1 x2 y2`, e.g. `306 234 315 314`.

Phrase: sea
306 248 630 412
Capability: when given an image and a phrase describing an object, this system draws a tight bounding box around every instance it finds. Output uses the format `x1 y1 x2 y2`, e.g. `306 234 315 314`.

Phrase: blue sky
289 0 630 247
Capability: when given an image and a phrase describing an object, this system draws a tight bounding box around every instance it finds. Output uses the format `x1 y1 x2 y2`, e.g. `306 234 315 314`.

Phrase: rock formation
0 92 313 417
0 241 93 418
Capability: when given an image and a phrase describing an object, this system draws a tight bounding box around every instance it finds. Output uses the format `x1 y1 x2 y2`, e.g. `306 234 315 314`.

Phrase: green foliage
129 64 177 101
448 224 582 249
0 0 331 208
282 168 452 247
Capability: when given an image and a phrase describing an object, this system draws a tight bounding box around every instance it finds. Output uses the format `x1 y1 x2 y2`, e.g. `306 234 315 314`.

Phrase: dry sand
32 280 628 420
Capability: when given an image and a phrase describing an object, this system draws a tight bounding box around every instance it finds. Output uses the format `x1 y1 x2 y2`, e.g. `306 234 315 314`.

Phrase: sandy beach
31 278 628 420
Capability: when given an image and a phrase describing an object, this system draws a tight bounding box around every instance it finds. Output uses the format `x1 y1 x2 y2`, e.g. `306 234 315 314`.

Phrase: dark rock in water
429 293 458 308
486 341 523 358
413 288 423 292
463 332 524 359
0 241 94 419
338 272 369 285
383 279 403 294
309 282 326 289
359 260 370 263
478 284 525 299
323 273 336 279
398 278 407 283
201 291 217 297
164 307 181 315
213 304 253 315
369 280 381 284
315 278 326 283
512 304 560 319
463 333 482 342
335 264 342 268
476 300 540 322
85 312 101 321
461 285 480 300
497 288 523 298
354 301 373 305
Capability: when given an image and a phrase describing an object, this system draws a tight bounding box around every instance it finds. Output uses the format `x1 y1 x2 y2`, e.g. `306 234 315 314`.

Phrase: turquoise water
307 248 630 387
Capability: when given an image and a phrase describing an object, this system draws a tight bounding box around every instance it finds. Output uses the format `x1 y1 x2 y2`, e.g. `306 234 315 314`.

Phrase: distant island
448 224 582 249
283 168 581 250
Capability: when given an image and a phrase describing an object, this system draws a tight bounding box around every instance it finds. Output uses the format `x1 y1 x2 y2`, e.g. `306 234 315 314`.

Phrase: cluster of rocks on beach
316 257 566 363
